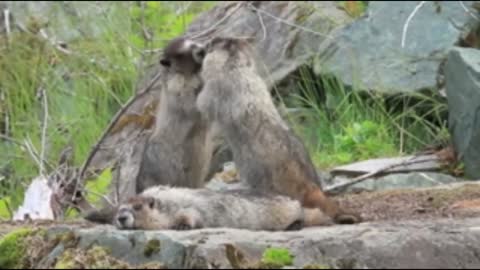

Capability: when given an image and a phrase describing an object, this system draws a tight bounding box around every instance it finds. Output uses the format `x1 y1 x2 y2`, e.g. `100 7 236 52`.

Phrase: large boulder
316 1 477 93
32 217 480 269
446 47 480 179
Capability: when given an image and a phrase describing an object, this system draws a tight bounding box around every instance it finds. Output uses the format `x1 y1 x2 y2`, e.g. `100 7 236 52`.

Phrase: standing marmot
112 185 332 231
196 37 361 224
136 37 214 193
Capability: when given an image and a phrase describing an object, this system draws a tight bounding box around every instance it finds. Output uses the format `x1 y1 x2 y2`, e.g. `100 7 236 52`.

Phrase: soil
337 183 480 222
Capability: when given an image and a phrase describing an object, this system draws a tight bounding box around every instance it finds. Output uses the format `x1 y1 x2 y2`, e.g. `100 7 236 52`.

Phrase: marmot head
159 37 206 76
115 196 169 230
203 36 255 70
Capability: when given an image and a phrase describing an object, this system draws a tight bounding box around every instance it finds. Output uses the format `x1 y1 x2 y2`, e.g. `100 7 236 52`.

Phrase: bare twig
40 88 48 177
459 1 480 21
82 188 115 207
0 134 25 148
38 29 72 55
256 7 267 42
247 3 337 40
324 156 439 193
186 2 244 40
4 8 10 42
401 1 426 48
24 138 42 170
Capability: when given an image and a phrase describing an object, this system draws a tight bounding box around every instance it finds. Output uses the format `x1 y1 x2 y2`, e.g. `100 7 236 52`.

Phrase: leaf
85 167 113 205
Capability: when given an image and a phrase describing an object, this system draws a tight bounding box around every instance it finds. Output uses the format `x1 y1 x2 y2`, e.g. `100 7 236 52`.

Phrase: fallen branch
324 155 439 194
75 70 163 205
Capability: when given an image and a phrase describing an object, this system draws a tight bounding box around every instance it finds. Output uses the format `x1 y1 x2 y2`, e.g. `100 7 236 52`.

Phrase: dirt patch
336 183 480 222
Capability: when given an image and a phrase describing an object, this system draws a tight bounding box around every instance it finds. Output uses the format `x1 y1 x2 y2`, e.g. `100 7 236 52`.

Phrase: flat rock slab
42 218 480 269
330 155 440 177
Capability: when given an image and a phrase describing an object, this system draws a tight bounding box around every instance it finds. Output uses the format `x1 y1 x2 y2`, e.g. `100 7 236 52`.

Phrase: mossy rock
54 245 165 269
144 239 161 258
0 228 34 269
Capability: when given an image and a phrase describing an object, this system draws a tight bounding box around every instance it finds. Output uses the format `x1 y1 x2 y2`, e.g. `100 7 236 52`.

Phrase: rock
445 47 480 179
326 172 463 194
316 1 477 93
186 1 354 90
36 218 480 269
330 155 441 177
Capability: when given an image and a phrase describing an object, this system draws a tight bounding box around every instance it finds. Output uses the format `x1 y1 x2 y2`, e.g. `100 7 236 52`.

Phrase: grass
283 66 449 170
0 2 214 218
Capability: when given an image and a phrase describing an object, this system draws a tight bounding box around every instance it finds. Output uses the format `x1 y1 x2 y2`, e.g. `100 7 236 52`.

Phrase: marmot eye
133 204 143 211
160 58 171 68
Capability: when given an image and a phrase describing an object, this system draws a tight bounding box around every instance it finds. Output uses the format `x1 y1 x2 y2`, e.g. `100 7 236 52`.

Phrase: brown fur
196 37 361 224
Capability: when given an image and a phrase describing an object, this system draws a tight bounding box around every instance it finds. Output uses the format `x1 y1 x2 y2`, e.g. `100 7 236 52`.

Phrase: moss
261 247 294 267
143 239 161 258
54 245 165 269
55 246 129 269
0 228 33 269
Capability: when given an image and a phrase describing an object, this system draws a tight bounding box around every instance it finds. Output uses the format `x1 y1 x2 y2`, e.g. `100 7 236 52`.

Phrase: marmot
112 185 332 231
196 37 361 224
136 37 214 193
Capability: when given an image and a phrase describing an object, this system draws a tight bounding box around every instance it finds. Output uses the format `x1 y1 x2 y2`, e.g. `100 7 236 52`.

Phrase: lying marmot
85 185 332 231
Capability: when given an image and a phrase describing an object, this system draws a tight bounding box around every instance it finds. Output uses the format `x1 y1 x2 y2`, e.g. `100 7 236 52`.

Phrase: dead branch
38 29 72 55
3 8 10 43
186 2 244 40
39 88 48 177
75 70 163 204
324 156 439 194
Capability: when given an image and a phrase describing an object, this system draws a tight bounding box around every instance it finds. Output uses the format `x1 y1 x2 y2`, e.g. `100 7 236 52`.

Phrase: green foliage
0 2 213 213
85 168 113 206
0 228 32 268
285 67 449 169
261 247 294 268
0 196 12 219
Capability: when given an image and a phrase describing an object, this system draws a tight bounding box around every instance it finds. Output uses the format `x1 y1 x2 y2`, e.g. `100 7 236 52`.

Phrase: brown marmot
196 37 361 224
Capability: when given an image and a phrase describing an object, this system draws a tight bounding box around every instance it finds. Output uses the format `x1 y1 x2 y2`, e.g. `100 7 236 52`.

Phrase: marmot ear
160 58 171 68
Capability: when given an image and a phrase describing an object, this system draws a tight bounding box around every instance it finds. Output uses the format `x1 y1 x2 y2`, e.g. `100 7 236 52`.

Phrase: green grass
261 247 294 268
283 66 449 170
0 2 213 218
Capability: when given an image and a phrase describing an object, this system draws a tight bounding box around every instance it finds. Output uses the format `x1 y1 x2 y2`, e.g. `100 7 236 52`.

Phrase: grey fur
136 37 214 193
114 186 331 231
